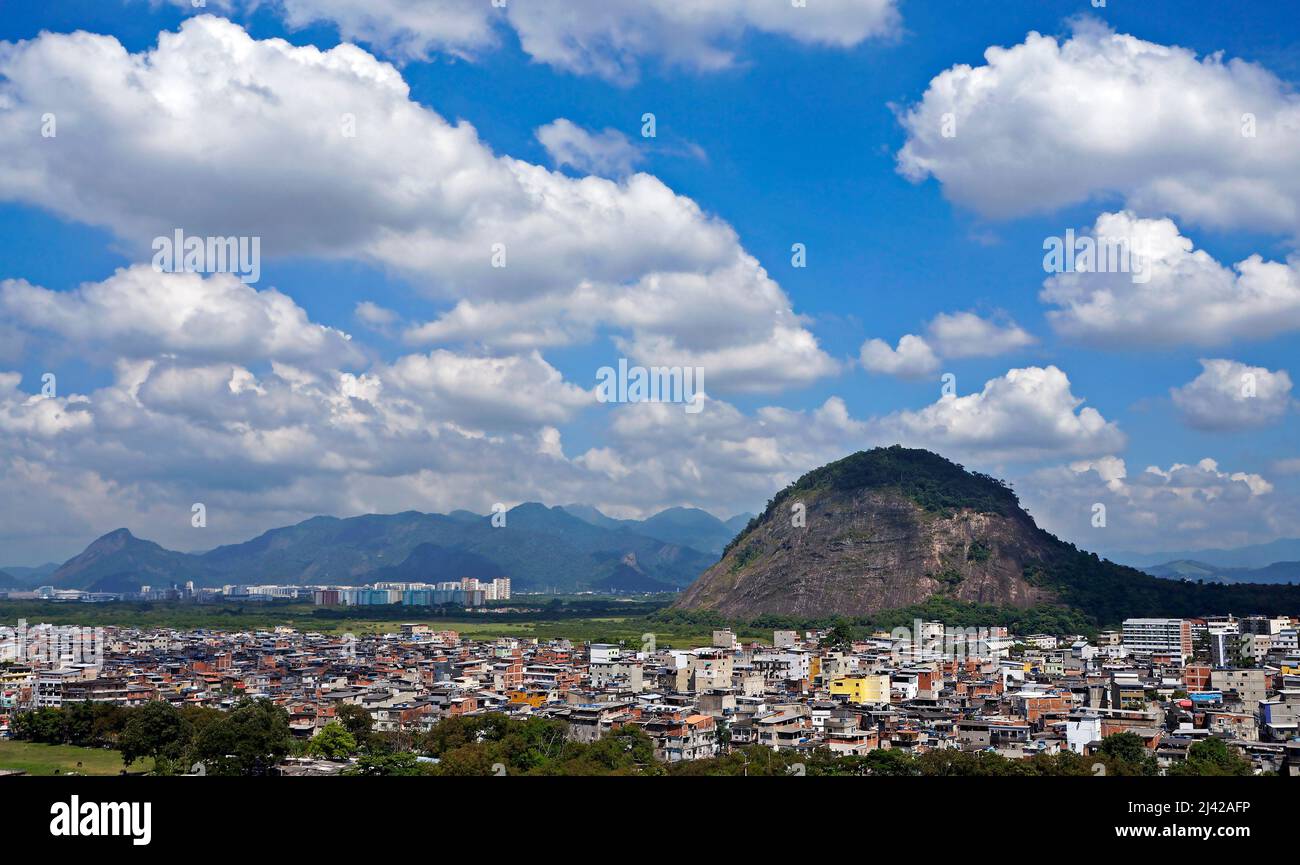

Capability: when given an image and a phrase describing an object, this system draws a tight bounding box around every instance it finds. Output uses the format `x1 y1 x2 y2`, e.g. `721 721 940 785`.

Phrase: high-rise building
1123 618 1193 661
480 577 511 600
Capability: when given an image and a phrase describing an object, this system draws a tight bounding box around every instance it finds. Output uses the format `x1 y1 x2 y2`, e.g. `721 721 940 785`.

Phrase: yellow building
507 690 548 708
830 674 891 705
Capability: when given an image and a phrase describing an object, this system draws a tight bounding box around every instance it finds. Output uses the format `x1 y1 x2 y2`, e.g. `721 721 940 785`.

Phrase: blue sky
0 0 1298 564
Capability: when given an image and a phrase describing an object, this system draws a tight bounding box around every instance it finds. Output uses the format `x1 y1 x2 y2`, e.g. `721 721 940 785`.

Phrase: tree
1233 634 1257 668
63 701 99 746
118 700 189 774
431 744 496 776
12 707 66 744
344 752 432 777
306 722 357 761
664 743 798 776
179 704 224 740
1191 630 1212 663
917 749 1018 777
418 714 479 758
821 621 855 650
334 703 375 744
860 748 921 776
186 698 293 776
575 725 657 774
1097 732 1146 764
1095 732 1159 776
90 703 129 747
1170 737 1253 777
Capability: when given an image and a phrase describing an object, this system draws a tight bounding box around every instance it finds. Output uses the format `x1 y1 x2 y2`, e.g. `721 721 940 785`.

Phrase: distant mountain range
561 504 753 556
1108 538 1300 586
0 562 59 586
2 504 752 594
1114 537 1300 570
1140 559 1300 585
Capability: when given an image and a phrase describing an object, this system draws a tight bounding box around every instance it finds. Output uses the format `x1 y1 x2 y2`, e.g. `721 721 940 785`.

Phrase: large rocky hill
674 446 1300 623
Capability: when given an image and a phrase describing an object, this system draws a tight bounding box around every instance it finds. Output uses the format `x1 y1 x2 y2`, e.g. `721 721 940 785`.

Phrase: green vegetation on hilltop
725 446 1019 555
791 446 1019 514
1041 543 1300 623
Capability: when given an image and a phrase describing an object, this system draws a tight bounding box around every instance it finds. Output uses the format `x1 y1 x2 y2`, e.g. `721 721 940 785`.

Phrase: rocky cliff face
675 484 1056 618
674 445 1300 623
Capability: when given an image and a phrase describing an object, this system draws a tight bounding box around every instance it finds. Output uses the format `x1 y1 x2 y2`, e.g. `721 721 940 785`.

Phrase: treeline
11 698 295 775
361 716 1256 777
670 733 1251 777
0 599 316 632
648 597 1098 639
10 707 1256 777
415 714 656 776
1041 543 1300 624
308 596 667 623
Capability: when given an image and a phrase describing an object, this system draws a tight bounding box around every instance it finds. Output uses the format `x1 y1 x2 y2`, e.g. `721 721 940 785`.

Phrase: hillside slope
675 446 1300 623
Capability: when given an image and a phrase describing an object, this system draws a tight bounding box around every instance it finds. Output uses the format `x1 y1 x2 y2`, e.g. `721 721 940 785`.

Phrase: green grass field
289 617 767 647
0 740 151 776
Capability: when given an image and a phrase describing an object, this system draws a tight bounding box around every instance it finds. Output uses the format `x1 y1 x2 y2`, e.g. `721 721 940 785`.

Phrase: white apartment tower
1122 618 1193 661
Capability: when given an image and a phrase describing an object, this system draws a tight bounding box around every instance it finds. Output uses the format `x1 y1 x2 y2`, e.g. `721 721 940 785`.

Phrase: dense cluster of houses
2 614 1299 773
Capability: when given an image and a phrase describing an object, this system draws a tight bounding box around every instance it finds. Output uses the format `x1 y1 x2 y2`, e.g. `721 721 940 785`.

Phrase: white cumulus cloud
860 311 1034 379
1041 212 1300 347
1170 358 1293 431
879 366 1125 461
0 16 834 392
536 119 642 177
927 311 1035 358
1023 456 1288 554
0 265 361 368
860 334 940 379
244 0 901 81
896 20 1300 235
